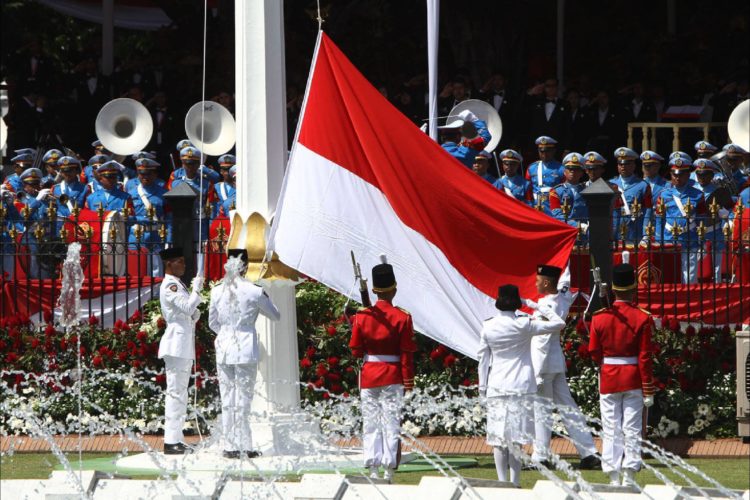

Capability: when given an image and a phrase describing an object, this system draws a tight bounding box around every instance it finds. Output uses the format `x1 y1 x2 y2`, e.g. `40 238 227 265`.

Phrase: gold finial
121 205 130 219
696 221 706 241
723 223 732 242
631 199 642 218
736 203 745 218
8 227 18 241
71 201 80 219
644 221 655 240
96 203 105 219
619 222 629 241
158 224 167 242
33 224 45 240
46 202 57 221
656 197 666 217
708 197 720 220
561 197 571 217
108 224 117 240
577 221 585 241
684 198 693 217
133 225 143 243
670 223 683 239
59 226 69 240
21 205 31 220
217 225 226 239
146 205 157 221
0 204 6 220
535 197 544 212
83 224 94 241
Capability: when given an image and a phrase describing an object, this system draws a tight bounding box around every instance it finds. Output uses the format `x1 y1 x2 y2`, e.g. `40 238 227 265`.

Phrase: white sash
136 184 153 211
620 190 631 216
504 185 513 197
672 194 686 216
537 162 544 187
219 182 228 201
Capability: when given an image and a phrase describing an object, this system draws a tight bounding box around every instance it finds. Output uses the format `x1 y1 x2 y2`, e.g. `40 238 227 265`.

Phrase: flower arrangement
0 280 740 439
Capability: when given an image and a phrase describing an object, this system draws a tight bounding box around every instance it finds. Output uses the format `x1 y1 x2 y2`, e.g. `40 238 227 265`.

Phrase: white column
102 0 114 76
426 0 440 142
234 0 288 220
235 0 310 456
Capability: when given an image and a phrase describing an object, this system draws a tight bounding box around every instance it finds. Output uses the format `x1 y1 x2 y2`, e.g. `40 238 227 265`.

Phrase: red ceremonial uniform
349 299 417 390
588 301 655 396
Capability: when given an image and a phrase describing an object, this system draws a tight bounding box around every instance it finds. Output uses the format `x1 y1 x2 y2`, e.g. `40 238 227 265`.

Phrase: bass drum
100 210 127 276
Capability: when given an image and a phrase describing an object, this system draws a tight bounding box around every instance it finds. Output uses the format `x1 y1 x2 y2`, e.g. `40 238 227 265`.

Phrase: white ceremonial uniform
478 303 565 447
208 278 280 453
158 274 202 445
531 277 597 462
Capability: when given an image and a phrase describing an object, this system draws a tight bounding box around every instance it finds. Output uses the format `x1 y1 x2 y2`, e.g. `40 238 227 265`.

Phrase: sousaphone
185 101 236 156
728 99 750 152
95 98 154 156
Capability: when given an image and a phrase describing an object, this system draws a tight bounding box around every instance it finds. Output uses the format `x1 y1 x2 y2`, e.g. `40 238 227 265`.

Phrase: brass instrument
14 190 70 204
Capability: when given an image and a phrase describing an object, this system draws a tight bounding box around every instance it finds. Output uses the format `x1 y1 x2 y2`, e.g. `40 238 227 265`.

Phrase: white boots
621 468 637 486
383 468 395 483
367 466 395 483
368 466 379 479
608 471 620 485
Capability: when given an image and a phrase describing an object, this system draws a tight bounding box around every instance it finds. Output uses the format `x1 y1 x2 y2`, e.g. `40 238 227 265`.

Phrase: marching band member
550 153 588 236
2 150 36 192
52 156 87 218
589 263 656 486
640 151 669 202
694 140 718 160
85 161 133 212
530 265 599 470
349 257 417 483
478 284 565 486
526 136 565 214
158 247 204 455
208 249 280 459
213 154 236 218
610 147 652 244
126 151 166 191
438 109 492 169
14 168 53 278
128 158 170 275
40 149 63 187
493 149 533 205
83 154 111 192
692 159 732 281
169 146 218 242
472 150 498 184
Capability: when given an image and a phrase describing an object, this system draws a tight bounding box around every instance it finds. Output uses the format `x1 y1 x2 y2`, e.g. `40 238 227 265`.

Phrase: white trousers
682 250 699 284
163 355 193 444
361 384 403 469
600 389 643 473
217 362 257 452
532 372 597 461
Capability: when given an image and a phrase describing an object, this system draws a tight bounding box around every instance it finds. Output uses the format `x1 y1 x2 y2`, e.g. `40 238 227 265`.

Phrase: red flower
327 356 339 366
343 391 350 398
575 319 588 337
565 359 572 370
59 339 67 350
195 376 203 389
155 373 166 385
132 360 141 369
345 366 354 373
129 310 142 323
429 348 442 361
136 331 147 342
326 372 341 382
300 357 312 369
306 346 316 358
326 325 337 336
92 355 103 367
117 352 127 362
31 338 40 349
114 319 124 329
88 315 99 326
577 344 590 359
79 346 87 356
461 378 472 387
564 341 573 353
314 377 325 388
5 352 18 363
44 324 56 337
443 354 457 368
156 317 166 329
322 392 330 400
436 345 448 355
127 341 136 350
668 318 680 332
121 322 131 332
98 345 109 355
315 363 328 377
13 374 23 385
330 383 343 393
112 326 121 336
0 340 6 350
43 309 53 323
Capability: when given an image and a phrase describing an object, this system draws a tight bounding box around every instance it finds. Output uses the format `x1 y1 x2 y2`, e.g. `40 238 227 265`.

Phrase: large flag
269 33 577 358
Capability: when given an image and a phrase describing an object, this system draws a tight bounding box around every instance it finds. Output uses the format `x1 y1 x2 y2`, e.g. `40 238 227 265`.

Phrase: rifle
350 251 371 307
590 253 610 310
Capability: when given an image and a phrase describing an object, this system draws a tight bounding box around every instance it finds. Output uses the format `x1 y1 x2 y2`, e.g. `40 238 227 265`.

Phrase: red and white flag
270 33 577 358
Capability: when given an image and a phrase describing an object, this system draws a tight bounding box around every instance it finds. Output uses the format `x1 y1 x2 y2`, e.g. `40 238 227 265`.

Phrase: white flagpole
427 0 440 142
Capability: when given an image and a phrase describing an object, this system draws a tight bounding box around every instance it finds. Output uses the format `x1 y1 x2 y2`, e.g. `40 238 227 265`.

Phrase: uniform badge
169 284 178 292
643 153 651 160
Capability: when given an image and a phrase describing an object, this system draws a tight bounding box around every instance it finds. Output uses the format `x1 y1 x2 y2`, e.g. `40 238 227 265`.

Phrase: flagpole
426 0 440 142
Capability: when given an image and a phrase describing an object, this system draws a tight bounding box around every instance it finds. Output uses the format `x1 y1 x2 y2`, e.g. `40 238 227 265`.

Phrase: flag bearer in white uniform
530 264 600 469
478 284 565 486
208 249 280 459
158 247 204 455
589 263 656 485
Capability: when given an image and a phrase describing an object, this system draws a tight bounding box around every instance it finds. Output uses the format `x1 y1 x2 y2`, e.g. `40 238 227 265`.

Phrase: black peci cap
495 284 522 311
612 263 636 291
537 264 562 280
159 247 183 261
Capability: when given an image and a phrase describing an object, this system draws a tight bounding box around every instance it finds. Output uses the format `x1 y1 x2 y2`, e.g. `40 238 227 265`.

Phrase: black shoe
576 455 601 470
164 442 193 455
245 450 262 459
537 459 554 470
223 450 262 459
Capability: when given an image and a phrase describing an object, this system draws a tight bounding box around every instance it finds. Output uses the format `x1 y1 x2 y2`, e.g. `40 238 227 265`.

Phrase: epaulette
636 306 652 316
396 306 411 315
592 308 607 315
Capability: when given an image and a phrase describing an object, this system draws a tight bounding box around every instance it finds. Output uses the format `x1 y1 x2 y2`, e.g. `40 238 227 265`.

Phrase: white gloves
35 188 51 201
191 276 204 293
457 109 478 122
522 298 539 310
643 395 654 408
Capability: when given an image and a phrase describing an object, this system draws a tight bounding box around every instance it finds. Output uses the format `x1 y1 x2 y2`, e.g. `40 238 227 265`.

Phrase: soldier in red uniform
589 263 656 486
349 258 417 483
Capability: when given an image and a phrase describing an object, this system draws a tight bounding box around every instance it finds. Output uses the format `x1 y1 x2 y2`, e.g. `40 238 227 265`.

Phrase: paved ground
2 435 747 457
